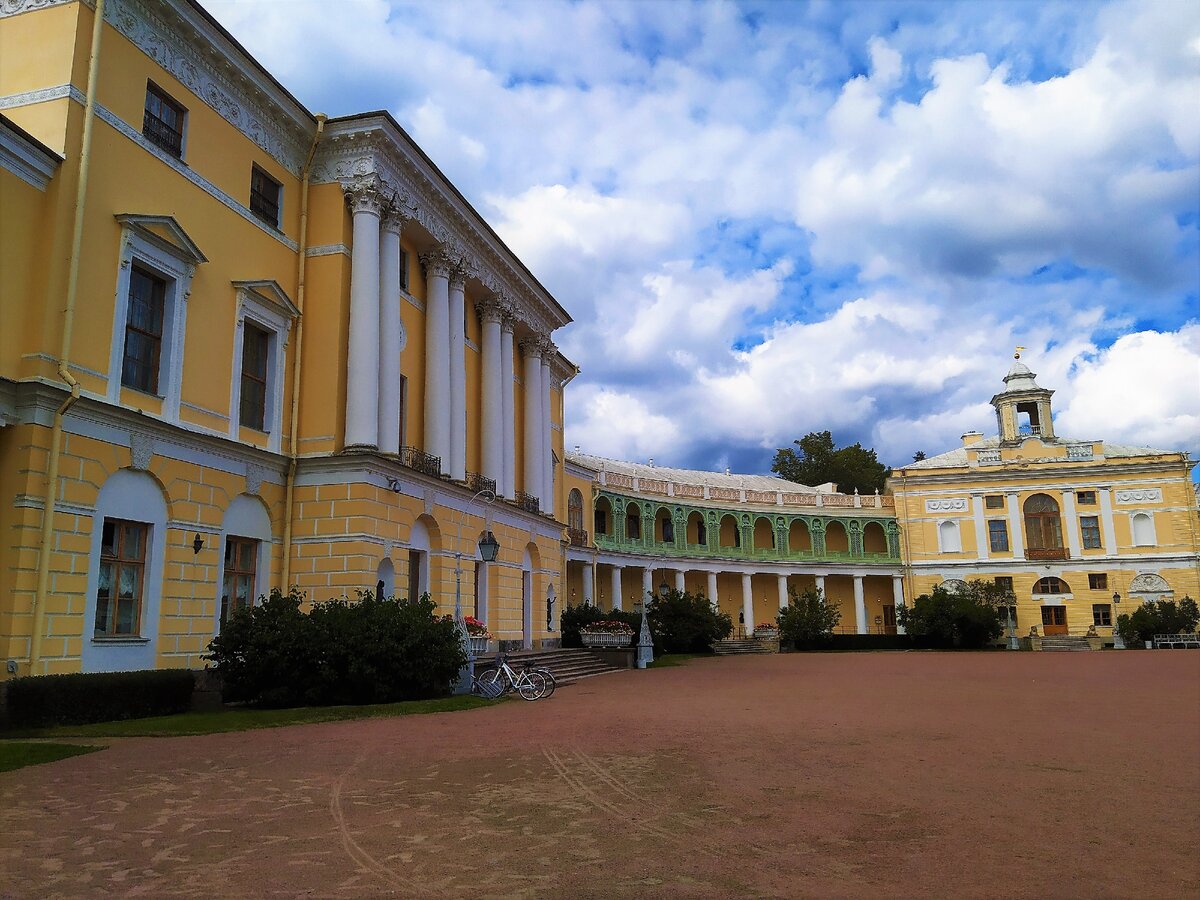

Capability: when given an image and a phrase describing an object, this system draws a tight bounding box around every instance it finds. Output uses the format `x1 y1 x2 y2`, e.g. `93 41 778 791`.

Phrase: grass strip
9 694 497 739
647 653 712 668
0 742 102 773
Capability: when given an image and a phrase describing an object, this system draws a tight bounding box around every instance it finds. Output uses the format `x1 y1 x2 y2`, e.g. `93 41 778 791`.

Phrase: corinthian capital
448 266 469 292
420 249 454 279
518 337 545 359
380 204 404 235
537 336 558 358
344 176 384 216
475 297 504 324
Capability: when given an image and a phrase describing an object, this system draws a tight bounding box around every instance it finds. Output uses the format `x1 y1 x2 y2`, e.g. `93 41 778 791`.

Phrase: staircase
1039 635 1092 652
713 638 777 655
476 648 624 685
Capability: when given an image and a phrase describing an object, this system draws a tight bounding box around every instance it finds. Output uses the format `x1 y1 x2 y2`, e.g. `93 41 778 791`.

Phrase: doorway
522 570 533 649
1041 605 1068 636
882 604 897 636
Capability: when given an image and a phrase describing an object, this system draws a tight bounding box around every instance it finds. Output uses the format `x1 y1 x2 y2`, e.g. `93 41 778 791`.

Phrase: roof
566 451 831 493
903 435 1178 471
1000 358 1042 393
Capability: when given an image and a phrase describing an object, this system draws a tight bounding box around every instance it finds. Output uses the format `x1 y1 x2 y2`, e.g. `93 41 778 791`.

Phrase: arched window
625 503 642 540
594 497 611 535
719 514 740 549
938 520 961 553
687 512 707 546
788 519 812 552
1131 513 1156 547
1023 493 1064 554
1032 577 1070 595
825 520 849 553
753 517 774 550
567 489 584 531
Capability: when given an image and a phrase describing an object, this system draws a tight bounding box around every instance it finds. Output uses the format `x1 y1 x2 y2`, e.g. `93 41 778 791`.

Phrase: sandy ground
1 651 1198 899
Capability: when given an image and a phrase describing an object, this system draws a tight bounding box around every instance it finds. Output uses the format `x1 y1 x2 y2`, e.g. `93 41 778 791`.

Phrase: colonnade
342 181 555 507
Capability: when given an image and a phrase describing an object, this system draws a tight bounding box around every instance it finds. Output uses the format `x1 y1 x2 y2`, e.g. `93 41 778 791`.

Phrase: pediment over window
114 214 207 265
233 280 300 321
1128 573 1170 594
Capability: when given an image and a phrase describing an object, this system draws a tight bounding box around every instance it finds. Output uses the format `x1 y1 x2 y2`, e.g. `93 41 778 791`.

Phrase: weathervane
1014 345 1026 360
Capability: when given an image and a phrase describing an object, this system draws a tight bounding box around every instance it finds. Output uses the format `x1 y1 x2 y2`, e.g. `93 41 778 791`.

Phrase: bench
1153 633 1200 649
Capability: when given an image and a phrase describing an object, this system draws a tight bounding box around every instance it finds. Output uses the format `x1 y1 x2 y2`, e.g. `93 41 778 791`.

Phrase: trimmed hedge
5 669 195 729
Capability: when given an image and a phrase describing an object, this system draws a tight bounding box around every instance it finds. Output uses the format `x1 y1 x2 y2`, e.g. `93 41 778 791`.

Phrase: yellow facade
1 0 574 676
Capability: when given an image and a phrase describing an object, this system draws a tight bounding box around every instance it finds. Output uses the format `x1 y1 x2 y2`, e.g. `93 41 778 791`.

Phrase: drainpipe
30 0 106 674
280 113 326 592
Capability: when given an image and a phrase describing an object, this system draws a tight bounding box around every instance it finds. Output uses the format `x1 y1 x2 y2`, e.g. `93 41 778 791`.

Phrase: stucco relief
1128 573 1170 593
1115 488 1162 504
925 498 968 513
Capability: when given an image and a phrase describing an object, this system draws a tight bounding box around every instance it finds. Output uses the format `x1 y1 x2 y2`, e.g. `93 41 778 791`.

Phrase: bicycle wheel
474 668 505 699
516 670 547 700
535 667 556 698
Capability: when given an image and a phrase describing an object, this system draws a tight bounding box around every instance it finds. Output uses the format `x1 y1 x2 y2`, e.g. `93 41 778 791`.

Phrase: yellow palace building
1 0 575 676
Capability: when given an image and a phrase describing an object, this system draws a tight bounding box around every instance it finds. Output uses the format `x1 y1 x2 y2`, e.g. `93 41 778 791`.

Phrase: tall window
399 247 409 291
1023 493 1064 553
594 508 608 535
662 517 675 544
568 489 584 531
625 508 641 540
1092 604 1112 627
408 549 425 600
1080 516 1102 550
95 519 148 636
988 519 1010 552
221 536 258 625
696 519 707 545
397 374 407 448
143 83 185 158
239 323 270 429
249 165 281 227
938 520 961 553
1131 513 1156 547
122 267 165 393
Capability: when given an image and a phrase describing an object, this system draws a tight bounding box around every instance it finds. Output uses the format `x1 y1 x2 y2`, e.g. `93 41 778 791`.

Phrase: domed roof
1001 356 1042 392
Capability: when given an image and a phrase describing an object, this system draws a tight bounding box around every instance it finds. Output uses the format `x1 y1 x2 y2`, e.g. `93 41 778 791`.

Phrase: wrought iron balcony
466 472 497 496
1027 547 1068 561
399 446 442 478
515 491 540 514
142 111 183 158
567 527 589 547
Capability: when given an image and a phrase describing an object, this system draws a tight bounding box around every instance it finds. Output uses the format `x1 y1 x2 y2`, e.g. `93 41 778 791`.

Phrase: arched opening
687 511 707 546
1032 577 1070 595
375 558 395 599
594 496 612 536
1131 512 1156 547
522 543 540 650
568 489 584 531
624 502 642 541
753 516 774 550
825 520 848 553
1023 493 1063 555
863 521 887 554
719 514 740 549
407 516 440 601
788 519 812 552
938 520 961 553
655 508 675 543
218 493 272 631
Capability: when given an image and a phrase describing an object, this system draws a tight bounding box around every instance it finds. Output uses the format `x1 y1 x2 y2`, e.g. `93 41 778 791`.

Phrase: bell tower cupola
990 349 1056 445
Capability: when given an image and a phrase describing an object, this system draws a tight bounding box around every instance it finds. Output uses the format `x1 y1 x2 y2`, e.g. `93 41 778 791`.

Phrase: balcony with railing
465 472 497 496
567 527 590 547
399 446 442 479
515 491 541 515
591 529 900 564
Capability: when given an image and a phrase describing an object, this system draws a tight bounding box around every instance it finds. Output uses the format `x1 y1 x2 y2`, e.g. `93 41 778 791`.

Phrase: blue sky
209 0 1200 474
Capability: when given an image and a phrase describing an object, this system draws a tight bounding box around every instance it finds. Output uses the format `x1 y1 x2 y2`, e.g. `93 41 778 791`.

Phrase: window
998 605 1018 627
988 519 1010 552
938 520 961 553
568 490 584 531
626 511 641 540
594 508 608 535
1131 512 1156 547
1088 573 1108 590
1032 576 1070 595
398 374 407 448
985 495 1004 510
221 536 258 625
662 518 675 543
408 549 425 600
143 83 185 158
1092 604 1112 627
696 519 707 545
1080 515 1102 550
994 576 1014 596
399 247 409 291
95 519 148 636
1023 493 1064 554
1076 490 1097 505
122 266 165 393
249 165 282 228
236 323 269 429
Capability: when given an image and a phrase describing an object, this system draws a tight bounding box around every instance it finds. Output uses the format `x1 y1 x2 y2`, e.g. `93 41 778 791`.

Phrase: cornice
310 117 570 336
890 458 1191 488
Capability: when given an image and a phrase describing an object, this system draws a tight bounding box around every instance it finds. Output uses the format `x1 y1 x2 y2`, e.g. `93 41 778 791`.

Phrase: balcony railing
466 472 497 496
592 532 900 564
1027 547 1068 561
515 491 540 514
142 111 183 158
568 527 589 547
399 446 442 478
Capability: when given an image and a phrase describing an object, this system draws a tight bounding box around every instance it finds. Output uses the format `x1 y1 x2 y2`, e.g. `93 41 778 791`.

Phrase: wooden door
1041 605 1068 635
882 604 897 636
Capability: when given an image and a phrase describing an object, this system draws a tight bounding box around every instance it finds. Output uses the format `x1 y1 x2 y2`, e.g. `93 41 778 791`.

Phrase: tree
645 589 732 654
771 430 890 495
777 587 841 648
1115 596 1199 646
912 451 927 462
898 580 1005 649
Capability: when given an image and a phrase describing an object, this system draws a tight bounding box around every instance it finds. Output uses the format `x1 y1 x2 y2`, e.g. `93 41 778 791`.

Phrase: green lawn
9 694 497 739
0 742 102 773
647 653 712 668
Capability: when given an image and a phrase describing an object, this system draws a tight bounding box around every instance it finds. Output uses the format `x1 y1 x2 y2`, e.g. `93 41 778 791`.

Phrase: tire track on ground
541 748 676 843
329 754 423 895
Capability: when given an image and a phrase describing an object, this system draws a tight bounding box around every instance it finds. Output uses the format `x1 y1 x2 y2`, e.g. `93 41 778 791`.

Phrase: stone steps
475 648 623 684
1039 636 1093 652
713 639 776 655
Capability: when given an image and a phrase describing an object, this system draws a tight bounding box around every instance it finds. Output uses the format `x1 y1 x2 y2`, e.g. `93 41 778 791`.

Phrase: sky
208 0 1200 475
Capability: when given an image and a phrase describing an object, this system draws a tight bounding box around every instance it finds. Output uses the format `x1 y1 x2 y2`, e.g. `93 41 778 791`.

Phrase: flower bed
754 623 780 639
581 621 635 648
465 616 491 653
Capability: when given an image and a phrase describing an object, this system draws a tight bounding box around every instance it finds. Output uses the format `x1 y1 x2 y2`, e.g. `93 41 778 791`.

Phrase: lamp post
1006 591 1019 651
633 578 661 670
1112 592 1124 650
452 489 499 694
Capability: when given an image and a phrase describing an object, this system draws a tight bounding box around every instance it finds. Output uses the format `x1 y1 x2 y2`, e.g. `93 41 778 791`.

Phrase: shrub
1116 596 1199 645
646 589 732 654
778 588 841 648
203 588 465 707
561 604 641 647
5 669 195 729
898 580 1004 649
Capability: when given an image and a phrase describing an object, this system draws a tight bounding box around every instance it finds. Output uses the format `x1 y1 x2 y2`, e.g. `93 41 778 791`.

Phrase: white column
421 250 452 470
478 300 504 487
343 181 383 450
777 574 789 610
541 346 554 506
815 574 826 597
853 575 867 635
741 573 754 634
521 339 544 503
1006 491 1025 559
1062 490 1080 558
448 269 468 481
972 495 989 560
376 209 403 454
642 566 653 604
500 313 516 497
582 562 594 607
1098 487 1118 552
892 576 906 635
706 571 719 612
674 569 686 592
610 565 623 611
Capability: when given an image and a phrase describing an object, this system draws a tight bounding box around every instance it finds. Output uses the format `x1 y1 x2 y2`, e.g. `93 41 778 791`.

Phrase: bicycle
472 653 548 700
520 661 557 699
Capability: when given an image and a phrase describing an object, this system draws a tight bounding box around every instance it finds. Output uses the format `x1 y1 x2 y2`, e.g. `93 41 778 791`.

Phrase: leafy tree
1115 596 1199 646
771 430 890 495
777 587 841 647
645 589 732 654
898 580 1005 649
912 451 927 462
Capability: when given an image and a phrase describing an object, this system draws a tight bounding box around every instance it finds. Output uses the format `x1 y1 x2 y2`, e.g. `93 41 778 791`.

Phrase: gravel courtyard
2 651 1198 898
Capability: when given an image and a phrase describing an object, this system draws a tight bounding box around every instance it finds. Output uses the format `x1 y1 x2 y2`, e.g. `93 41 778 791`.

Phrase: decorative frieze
925 498 968 512
1115 488 1162 504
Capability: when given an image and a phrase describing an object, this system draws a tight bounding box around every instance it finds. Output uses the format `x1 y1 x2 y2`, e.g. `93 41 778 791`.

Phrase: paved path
2 652 1198 898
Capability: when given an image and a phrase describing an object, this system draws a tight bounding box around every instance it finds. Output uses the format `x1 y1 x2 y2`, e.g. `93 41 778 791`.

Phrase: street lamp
452 489 497 695
1112 592 1124 650
658 581 670 597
